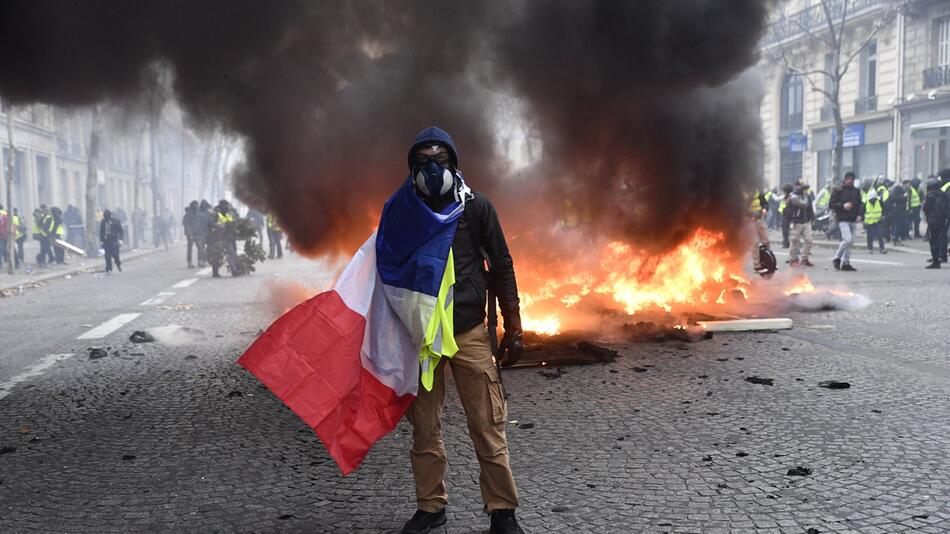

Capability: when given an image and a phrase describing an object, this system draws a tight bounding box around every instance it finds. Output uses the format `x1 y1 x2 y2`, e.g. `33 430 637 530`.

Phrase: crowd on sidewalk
751 168 950 271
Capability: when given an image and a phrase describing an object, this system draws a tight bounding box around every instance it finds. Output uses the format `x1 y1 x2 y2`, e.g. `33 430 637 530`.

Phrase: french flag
238 178 464 474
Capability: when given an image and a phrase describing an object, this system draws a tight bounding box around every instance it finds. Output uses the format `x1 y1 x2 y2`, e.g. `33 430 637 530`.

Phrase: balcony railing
854 95 878 114
762 0 891 47
923 65 950 89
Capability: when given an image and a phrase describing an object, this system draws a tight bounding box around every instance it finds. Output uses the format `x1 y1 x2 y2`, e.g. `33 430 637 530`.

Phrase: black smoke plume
0 1 769 256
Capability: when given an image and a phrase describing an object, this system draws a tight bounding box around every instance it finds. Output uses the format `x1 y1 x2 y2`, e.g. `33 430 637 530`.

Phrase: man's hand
844 202 853 210
498 329 524 368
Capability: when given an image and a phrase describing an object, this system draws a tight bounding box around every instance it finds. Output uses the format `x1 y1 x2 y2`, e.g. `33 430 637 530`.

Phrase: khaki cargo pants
406 325 519 513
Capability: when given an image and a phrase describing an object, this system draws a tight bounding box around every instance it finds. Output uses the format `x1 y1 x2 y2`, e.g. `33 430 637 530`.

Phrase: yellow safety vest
909 186 921 208
816 190 830 208
864 199 883 225
942 181 950 193
266 214 281 231
217 212 234 224
748 193 764 216
13 214 20 240
778 199 787 213
876 186 889 202
764 191 773 202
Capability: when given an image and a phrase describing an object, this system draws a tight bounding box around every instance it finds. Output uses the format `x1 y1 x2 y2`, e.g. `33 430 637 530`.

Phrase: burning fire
518 229 749 334
783 277 816 295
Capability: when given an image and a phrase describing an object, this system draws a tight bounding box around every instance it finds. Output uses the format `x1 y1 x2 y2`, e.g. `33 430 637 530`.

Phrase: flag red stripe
238 290 413 474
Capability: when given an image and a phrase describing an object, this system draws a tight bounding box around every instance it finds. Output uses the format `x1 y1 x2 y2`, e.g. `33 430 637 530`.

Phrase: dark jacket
829 184 864 222
923 190 950 226
787 191 813 223
100 218 124 245
182 208 199 237
452 192 521 334
195 207 212 237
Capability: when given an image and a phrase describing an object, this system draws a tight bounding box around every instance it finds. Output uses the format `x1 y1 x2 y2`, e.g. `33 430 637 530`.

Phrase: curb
0 246 166 293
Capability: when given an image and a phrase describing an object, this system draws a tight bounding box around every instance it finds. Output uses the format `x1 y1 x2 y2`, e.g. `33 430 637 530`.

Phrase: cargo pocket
484 367 506 425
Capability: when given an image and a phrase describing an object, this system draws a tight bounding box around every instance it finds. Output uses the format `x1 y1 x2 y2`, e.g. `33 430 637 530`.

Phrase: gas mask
413 158 456 200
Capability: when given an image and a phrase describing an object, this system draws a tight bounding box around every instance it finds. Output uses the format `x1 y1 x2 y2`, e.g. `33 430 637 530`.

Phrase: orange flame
518 228 749 333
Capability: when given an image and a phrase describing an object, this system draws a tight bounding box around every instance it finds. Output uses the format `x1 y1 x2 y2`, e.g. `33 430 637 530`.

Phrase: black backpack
757 244 777 278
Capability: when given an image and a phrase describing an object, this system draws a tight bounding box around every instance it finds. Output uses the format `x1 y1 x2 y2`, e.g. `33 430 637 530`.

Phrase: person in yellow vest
905 178 922 239
0 204 9 269
208 200 238 278
13 208 25 268
747 190 770 271
49 206 67 265
863 189 886 254
33 205 55 267
265 213 283 259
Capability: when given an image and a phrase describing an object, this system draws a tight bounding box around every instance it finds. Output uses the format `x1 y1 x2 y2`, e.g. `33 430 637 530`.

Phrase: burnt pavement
1 243 949 533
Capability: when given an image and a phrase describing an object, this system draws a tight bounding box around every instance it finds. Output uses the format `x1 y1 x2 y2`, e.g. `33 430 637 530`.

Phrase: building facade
759 0 903 190
1 101 211 239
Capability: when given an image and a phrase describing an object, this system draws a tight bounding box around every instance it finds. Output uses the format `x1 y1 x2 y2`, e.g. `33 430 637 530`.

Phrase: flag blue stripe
376 178 461 296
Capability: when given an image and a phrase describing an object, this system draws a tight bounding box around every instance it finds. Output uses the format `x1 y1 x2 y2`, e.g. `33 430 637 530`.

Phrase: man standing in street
33 206 54 267
786 182 814 267
924 178 949 268
829 171 863 271
265 213 283 259
195 200 211 268
183 201 199 268
863 189 886 254
399 127 524 534
99 209 124 273
906 178 922 239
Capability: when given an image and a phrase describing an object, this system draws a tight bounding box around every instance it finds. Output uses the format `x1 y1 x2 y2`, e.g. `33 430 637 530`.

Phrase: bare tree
769 0 899 185
85 104 102 257
5 105 17 274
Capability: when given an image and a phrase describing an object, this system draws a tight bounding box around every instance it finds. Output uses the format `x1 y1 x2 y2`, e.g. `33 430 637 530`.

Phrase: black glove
498 329 524 368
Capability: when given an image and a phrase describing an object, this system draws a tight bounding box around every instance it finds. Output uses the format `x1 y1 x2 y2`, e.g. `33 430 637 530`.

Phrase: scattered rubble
787 466 812 476
818 380 850 389
744 376 773 386
0 446 16 455
129 331 155 343
623 321 711 342
88 347 108 360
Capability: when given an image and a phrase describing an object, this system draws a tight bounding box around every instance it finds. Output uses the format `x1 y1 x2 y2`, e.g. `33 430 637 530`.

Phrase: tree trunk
85 105 102 258
149 113 162 232
5 107 17 274
132 126 144 248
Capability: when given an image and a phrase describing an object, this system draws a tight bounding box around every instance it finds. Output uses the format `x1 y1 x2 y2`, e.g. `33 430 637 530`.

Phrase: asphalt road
0 240 948 533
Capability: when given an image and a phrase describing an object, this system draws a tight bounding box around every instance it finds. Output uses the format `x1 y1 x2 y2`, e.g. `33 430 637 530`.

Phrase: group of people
243 208 285 260
753 168 950 272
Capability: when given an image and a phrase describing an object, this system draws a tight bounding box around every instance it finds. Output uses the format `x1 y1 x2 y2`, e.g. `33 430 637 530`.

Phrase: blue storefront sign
788 132 807 152
832 123 865 148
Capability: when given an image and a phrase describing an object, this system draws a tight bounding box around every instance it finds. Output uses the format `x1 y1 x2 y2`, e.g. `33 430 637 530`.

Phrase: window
938 17 950 68
781 72 803 131
862 40 877 98
36 154 51 205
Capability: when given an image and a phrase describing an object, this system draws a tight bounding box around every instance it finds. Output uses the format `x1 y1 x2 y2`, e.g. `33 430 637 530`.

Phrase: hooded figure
99 209 124 273
398 126 526 534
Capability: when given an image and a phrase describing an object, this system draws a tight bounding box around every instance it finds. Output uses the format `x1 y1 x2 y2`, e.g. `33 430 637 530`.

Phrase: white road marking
0 353 74 401
172 278 199 288
196 267 212 276
77 313 142 340
140 291 175 306
773 250 904 266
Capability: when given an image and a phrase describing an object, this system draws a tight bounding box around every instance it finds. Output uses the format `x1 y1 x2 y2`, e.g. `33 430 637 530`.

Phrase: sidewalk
0 239 177 294
767 228 931 256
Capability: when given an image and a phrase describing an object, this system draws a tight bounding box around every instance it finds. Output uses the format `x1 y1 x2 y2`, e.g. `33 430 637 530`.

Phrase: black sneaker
926 262 941 269
832 258 841 270
489 509 524 534
841 263 857 272
401 509 446 534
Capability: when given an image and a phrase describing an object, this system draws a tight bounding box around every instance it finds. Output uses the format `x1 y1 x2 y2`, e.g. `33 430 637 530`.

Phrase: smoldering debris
129 331 156 344
146 325 208 346
785 290 872 312
622 322 712 342
512 331 617 369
